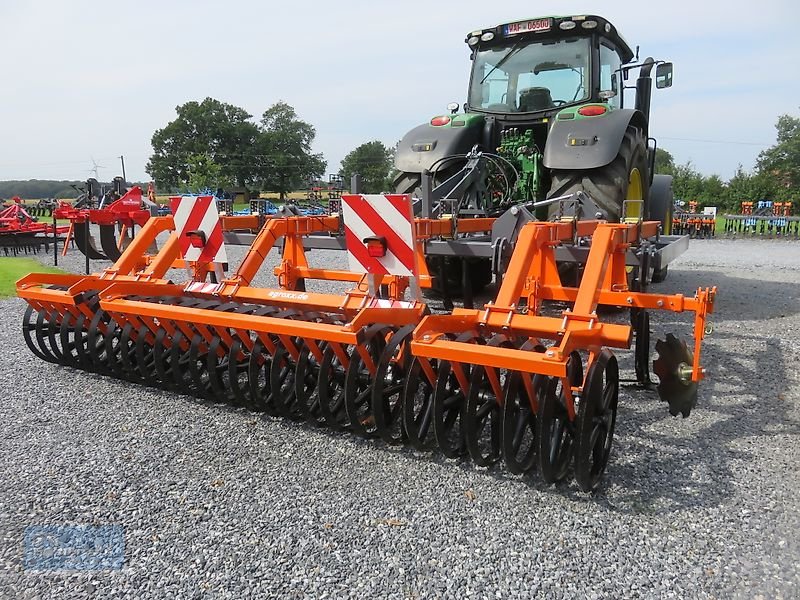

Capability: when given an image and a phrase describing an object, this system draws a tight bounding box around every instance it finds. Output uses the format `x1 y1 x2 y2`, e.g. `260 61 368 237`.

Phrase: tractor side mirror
655 62 673 89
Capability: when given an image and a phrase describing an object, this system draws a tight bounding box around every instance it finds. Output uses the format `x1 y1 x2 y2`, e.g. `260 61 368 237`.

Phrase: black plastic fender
543 108 646 171
394 120 484 174
648 174 674 234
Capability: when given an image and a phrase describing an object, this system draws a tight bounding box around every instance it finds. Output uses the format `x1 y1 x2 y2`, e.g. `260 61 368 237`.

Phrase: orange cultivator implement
17 194 716 491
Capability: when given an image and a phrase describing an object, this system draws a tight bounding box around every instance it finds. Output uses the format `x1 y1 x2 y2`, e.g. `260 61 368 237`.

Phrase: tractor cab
394 13 674 226
465 15 634 123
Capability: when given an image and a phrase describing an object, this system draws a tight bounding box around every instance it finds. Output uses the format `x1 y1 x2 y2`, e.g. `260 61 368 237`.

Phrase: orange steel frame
410 219 715 420
17 213 714 423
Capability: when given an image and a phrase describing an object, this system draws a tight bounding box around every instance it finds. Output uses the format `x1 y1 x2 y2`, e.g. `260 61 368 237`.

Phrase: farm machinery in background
17 15 719 492
25 198 72 218
723 200 799 237
0 197 69 255
58 178 159 261
671 200 716 238
244 175 346 217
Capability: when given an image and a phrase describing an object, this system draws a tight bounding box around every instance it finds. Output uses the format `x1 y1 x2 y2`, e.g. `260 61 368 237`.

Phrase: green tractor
394 14 675 292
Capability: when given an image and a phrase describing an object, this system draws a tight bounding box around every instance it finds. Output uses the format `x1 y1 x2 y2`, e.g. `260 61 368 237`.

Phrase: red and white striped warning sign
169 195 228 264
184 281 224 295
341 194 417 277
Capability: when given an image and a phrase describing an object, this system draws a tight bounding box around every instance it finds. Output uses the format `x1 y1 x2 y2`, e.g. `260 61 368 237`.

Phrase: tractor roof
466 15 635 63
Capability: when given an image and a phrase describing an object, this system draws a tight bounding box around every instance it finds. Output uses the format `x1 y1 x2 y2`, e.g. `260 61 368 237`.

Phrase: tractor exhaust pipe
635 57 655 124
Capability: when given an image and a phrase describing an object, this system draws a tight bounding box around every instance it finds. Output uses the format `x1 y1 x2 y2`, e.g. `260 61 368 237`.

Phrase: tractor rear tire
393 172 422 198
547 125 649 222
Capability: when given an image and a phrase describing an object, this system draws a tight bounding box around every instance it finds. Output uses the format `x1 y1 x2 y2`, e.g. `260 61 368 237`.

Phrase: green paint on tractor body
497 129 543 203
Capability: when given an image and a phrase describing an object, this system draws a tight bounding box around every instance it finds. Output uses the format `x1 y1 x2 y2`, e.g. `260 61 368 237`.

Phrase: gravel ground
0 233 798 599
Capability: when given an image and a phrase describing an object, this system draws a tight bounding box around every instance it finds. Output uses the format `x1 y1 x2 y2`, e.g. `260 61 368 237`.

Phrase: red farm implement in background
0 197 69 255
59 185 157 261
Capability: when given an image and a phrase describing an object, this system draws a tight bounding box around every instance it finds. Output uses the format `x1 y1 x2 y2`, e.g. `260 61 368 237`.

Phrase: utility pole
119 155 127 184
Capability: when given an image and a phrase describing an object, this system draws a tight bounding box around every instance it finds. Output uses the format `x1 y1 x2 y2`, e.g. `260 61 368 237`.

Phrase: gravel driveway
0 235 798 599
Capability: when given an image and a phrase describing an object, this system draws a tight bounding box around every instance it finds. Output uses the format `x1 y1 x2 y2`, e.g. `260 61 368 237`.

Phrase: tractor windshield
468 37 591 113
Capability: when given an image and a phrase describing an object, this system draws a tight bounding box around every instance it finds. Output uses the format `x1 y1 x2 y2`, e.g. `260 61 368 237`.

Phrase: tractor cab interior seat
518 87 554 112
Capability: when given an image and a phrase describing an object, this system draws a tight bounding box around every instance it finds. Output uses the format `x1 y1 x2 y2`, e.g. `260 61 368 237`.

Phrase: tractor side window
481 63 510 108
600 42 622 109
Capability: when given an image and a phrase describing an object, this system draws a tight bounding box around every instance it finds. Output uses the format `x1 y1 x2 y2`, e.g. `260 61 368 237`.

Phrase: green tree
756 112 800 191
699 174 725 206
339 140 394 193
186 153 232 191
654 147 675 174
670 160 705 202
147 97 259 188
722 165 781 211
256 102 326 200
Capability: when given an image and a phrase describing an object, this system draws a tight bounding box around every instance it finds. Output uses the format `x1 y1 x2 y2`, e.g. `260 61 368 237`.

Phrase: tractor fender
394 119 484 174
543 108 646 171
648 173 674 234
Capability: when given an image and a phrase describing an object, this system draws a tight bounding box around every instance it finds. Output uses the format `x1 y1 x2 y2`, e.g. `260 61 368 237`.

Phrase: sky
1 0 798 184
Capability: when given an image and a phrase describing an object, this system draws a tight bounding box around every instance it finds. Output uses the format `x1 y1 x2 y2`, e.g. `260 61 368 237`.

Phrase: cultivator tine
73 222 108 260
98 224 124 262
632 309 652 386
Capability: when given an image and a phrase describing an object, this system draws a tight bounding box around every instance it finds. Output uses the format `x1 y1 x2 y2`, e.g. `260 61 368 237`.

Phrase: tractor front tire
547 125 649 222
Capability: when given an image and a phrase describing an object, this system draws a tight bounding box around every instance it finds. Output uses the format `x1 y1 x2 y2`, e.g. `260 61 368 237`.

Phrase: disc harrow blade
247 308 300 415
344 323 393 439
432 332 483 459
464 334 514 467
317 343 352 431
372 324 415 445
537 351 583 484
294 340 329 427
401 356 438 451
501 341 546 476
653 333 698 418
